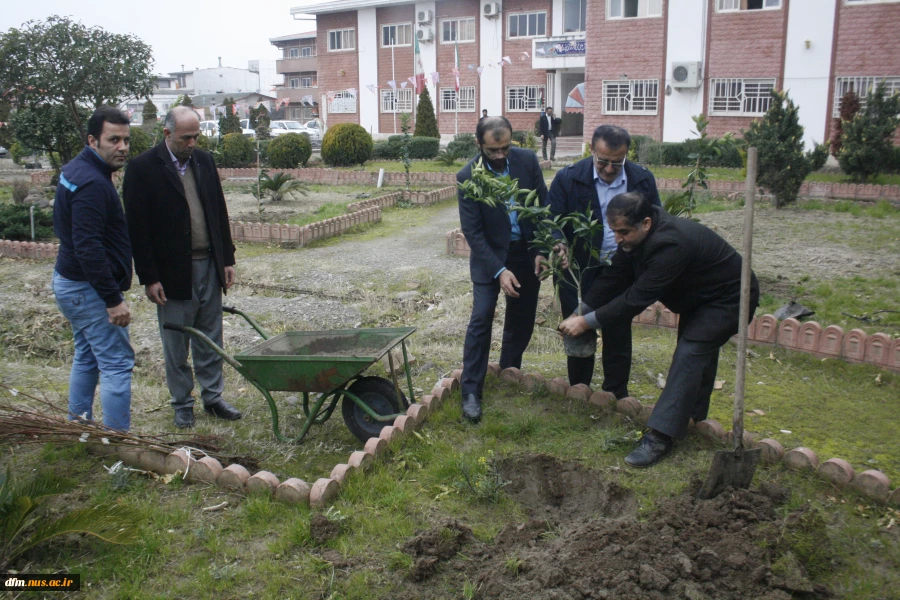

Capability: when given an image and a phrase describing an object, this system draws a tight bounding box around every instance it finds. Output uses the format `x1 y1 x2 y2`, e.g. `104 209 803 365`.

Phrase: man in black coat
539 106 559 161
123 106 240 429
550 125 660 396
559 192 759 468
457 116 549 422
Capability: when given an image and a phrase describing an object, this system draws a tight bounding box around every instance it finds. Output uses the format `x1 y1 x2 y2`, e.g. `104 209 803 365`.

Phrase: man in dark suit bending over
457 116 549 423
559 192 759 468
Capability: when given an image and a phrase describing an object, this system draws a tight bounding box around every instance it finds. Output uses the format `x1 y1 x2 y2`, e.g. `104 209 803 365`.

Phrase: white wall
193 67 261 95
783 0 837 149
479 4 504 121
415 1 438 122
357 8 380 134
662 0 708 142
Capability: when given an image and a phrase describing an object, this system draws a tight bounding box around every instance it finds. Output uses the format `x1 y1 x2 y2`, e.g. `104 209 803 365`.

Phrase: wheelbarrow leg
400 340 416 406
248 381 324 443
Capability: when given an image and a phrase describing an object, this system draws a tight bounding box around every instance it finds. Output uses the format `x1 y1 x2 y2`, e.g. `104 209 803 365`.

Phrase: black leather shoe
174 407 195 429
204 399 242 421
625 430 673 468
461 393 482 424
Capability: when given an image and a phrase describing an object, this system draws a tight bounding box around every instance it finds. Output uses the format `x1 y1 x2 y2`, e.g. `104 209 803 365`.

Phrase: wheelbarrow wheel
341 376 406 443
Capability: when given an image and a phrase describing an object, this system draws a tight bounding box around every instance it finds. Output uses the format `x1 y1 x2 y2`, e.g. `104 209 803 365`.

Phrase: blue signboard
535 39 586 57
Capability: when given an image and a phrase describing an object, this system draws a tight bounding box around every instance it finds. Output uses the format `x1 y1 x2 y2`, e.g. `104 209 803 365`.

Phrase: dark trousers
647 335 722 440
461 241 540 397
557 267 631 397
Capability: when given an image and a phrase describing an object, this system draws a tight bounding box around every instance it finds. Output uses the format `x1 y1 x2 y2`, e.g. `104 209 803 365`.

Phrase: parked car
199 121 219 138
0 145 8 158
239 119 257 138
270 120 320 141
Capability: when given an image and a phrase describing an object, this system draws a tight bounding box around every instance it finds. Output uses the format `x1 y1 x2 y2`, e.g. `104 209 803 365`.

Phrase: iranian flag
454 39 461 92
414 36 425 94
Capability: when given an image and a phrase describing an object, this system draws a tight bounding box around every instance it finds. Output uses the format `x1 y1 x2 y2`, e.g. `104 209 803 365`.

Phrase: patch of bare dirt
222 187 376 223
397 455 830 600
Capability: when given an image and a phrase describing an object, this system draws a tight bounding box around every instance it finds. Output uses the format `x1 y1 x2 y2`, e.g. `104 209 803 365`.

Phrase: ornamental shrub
413 87 440 138
837 82 900 182
447 133 478 160
830 89 860 156
127 127 152 161
321 123 373 166
218 97 242 136
219 132 254 167
407 136 440 159
141 99 157 134
0 204 53 241
373 140 402 160
744 90 829 207
267 132 312 168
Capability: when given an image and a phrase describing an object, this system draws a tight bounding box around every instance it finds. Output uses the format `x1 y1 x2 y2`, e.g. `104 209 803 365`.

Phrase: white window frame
288 47 299 58
289 78 300 89
507 11 547 39
833 76 900 117
300 76 314 88
709 78 776 116
441 18 476 43
329 90 357 113
563 0 587 32
300 46 315 57
328 28 356 52
608 0 663 19
381 23 413 47
715 0 782 11
602 79 659 115
380 88 414 113
440 86 476 112
506 85 546 112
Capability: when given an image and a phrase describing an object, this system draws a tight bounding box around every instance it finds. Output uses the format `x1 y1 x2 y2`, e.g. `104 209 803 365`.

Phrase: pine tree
413 87 440 138
141 99 157 133
830 89 860 156
837 82 900 182
251 105 271 140
218 97 242 136
180 94 194 107
744 90 828 208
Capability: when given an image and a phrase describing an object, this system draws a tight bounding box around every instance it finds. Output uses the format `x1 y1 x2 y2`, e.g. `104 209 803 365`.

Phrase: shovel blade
697 448 761 500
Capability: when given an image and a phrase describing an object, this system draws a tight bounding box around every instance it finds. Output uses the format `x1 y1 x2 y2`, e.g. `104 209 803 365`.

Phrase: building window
300 77 313 88
289 78 300 89
608 0 663 18
382 23 413 47
506 85 545 112
301 46 315 57
289 47 299 58
508 12 547 38
709 78 776 116
716 0 781 11
602 79 659 115
564 0 587 32
833 76 900 117
380 88 414 113
440 87 476 112
292 107 314 120
329 29 356 51
441 18 476 43
329 90 357 113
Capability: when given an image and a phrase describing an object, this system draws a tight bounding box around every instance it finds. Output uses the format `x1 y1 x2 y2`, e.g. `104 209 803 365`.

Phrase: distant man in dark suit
539 106 558 161
123 106 241 429
549 124 660 395
457 116 549 422
559 193 759 468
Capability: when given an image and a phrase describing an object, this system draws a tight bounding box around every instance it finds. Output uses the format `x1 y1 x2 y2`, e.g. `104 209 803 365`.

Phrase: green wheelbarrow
163 306 416 444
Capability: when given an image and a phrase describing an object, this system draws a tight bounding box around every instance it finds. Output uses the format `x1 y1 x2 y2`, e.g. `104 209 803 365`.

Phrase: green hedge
0 204 53 241
408 137 440 159
373 140 402 160
373 136 440 160
448 133 478 160
219 133 254 167
636 136 745 168
267 133 312 168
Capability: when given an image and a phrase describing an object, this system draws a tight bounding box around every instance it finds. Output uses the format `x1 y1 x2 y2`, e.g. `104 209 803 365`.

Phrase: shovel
697 147 761 500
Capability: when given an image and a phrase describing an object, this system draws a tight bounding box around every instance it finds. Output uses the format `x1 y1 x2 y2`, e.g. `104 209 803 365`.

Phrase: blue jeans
52 271 134 431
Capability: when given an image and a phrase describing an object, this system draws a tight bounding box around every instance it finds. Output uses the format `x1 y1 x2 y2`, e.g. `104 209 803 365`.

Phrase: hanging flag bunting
454 39 460 92
477 66 485 76
414 35 426 94
536 47 547 55
277 97 290 108
521 51 530 60
431 71 440 85
467 64 475 71
408 76 417 88
387 80 397 90
366 84 378 95
400 81 408 88
347 88 357 95
503 56 512 65
326 91 335 100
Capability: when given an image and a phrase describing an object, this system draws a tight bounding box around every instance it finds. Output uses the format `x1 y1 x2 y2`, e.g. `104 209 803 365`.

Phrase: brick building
292 0 900 147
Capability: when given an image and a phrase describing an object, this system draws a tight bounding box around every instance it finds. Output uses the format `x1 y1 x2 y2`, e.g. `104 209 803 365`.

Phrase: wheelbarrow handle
220 306 270 339
166 323 244 370
222 305 239 314
163 322 186 333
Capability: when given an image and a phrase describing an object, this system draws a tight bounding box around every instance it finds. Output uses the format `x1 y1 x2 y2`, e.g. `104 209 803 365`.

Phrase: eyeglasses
594 155 626 170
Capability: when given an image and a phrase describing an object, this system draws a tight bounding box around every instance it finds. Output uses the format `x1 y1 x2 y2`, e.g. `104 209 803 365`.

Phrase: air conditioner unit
417 9 433 24
671 62 702 88
417 28 434 43
483 2 501 18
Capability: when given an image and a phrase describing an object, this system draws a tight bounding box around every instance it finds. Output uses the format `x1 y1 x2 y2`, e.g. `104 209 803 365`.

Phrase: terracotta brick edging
229 206 381 246
0 240 60 260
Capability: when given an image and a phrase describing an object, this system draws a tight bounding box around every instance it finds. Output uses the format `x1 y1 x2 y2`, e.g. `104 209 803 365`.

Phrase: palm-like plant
0 466 140 569
254 170 309 203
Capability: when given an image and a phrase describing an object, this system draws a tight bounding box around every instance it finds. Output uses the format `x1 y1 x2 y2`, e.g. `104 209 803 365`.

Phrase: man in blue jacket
457 116 549 422
52 107 134 431
549 125 660 397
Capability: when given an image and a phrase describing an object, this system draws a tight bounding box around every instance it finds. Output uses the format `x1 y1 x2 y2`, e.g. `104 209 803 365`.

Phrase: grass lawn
650 165 900 186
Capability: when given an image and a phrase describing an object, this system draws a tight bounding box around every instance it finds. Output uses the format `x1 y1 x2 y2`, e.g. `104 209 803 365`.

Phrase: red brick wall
704 1 786 137
583 0 667 144
377 5 417 134
318 12 361 126
826 1 900 141
434 0 481 136
502 0 553 132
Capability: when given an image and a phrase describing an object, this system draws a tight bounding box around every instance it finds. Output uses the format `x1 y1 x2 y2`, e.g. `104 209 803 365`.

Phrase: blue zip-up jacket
53 147 132 307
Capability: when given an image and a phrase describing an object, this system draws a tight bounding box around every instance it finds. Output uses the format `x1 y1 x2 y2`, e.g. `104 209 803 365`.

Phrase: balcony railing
276 57 318 74
272 87 320 103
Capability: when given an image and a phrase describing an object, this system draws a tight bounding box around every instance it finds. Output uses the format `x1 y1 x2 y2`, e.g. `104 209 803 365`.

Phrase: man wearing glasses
457 116 549 423
548 125 660 396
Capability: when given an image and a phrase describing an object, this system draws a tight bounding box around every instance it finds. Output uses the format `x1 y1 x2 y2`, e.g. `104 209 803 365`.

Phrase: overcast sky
0 0 320 75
